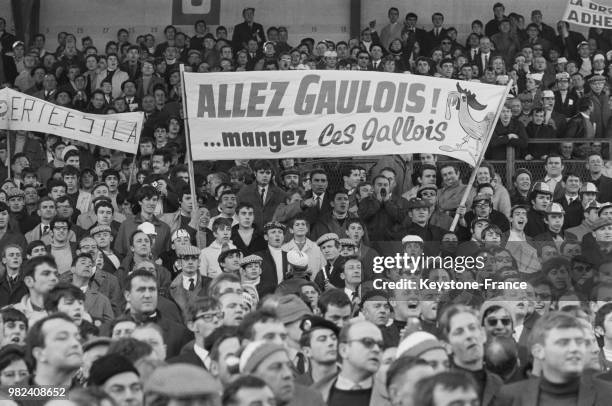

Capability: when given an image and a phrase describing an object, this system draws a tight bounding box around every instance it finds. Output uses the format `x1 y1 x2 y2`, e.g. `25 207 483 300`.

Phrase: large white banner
0 88 143 154
183 70 509 166
562 0 612 28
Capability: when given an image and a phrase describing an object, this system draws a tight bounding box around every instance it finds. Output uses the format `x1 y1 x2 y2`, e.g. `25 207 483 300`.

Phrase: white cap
138 222 157 235
526 72 543 82
61 145 79 161
401 235 424 244
287 250 309 268
541 90 554 98
496 75 509 85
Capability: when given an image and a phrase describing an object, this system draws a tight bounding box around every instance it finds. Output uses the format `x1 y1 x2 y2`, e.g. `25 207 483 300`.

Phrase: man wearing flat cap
169 245 211 317
314 233 342 291
582 217 612 265
256 221 289 297
587 72 610 138
89 353 143 405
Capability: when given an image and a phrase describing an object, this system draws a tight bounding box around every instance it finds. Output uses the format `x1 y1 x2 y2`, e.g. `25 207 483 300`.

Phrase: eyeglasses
359 56 370 60
181 255 199 261
535 292 552 300
474 203 490 209
195 311 224 322
485 317 512 327
345 337 384 349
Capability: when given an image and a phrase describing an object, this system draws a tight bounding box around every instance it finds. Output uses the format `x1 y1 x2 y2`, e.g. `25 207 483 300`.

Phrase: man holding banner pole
178 64 204 248
179 69 512 237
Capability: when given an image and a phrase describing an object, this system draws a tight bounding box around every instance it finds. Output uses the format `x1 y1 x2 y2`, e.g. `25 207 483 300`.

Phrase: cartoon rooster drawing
441 83 496 162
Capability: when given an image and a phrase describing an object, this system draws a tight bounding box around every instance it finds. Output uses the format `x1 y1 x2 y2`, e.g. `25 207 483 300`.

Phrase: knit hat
276 294 312 324
396 331 446 359
89 354 139 386
239 341 287 374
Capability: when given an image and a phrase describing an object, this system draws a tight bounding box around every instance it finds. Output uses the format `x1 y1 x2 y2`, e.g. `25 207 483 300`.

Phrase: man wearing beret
300 315 340 385
169 245 211 317
89 353 143 406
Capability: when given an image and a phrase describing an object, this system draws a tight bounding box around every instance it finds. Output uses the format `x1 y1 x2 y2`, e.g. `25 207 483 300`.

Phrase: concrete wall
37 0 351 48
361 1 588 37
20 0 586 49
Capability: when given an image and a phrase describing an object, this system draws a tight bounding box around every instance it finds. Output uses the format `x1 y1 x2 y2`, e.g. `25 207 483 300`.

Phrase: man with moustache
493 312 612 405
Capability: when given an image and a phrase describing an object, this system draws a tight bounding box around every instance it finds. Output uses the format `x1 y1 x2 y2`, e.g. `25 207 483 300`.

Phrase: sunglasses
345 337 384 349
486 317 512 327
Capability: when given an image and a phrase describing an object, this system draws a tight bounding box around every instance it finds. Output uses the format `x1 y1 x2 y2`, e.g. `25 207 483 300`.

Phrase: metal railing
298 138 612 190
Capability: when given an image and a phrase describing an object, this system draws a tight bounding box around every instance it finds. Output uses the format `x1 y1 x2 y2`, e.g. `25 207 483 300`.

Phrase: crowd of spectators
2 2 612 405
